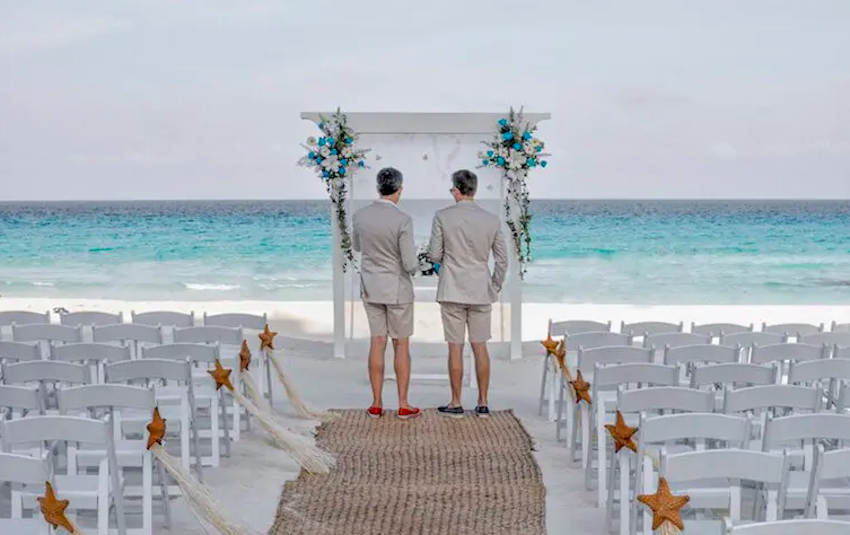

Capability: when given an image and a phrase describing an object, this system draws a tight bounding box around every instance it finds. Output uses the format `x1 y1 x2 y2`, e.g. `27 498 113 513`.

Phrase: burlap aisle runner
269 409 545 535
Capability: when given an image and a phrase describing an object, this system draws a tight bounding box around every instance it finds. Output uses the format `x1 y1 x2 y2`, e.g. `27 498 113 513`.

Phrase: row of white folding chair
726 519 850 535
0 310 268 330
0 451 53 535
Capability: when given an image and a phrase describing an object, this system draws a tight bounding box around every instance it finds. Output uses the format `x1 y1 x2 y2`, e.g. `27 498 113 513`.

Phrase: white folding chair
0 385 43 420
762 323 825 341
93 324 162 360
105 358 208 470
832 322 850 333
0 415 127 535
12 324 83 358
50 343 131 384
726 519 850 535
789 358 850 411
539 319 612 420
203 312 271 406
60 311 124 328
590 363 678 509
650 449 790 535
130 311 195 343
723 332 786 363
692 322 754 342
801 333 850 358
806 445 850 520
620 321 683 341
644 332 711 356
57 384 172 535
0 452 52 535
0 340 42 364
750 343 826 386
0 310 50 342
1 361 91 411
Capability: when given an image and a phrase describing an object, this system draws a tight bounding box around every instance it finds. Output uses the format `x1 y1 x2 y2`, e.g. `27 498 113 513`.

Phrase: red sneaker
396 407 421 420
367 406 383 419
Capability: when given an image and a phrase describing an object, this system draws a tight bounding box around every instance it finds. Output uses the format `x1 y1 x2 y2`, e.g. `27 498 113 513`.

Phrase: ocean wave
183 283 241 291
31 281 55 287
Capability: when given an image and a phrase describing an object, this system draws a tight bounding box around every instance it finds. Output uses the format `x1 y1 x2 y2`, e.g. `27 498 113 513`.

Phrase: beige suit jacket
352 200 418 305
428 200 509 305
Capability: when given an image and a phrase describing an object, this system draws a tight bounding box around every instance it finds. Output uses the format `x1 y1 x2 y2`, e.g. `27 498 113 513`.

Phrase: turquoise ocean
0 200 848 305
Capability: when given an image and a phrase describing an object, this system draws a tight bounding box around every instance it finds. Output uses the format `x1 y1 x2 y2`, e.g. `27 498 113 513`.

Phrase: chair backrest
57 384 155 413
807 445 850 518
105 358 192 384
12 324 82 343
722 331 785 347
0 452 51 485
203 312 267 330
664 344 739 366
50 342 132 363
0 415 110 446
750 343 826 365
640 413 751 446
593 363 679 389
576 346 652 374
59 311 123 327
691 322 754 337
618 386 715 414
93 323 161 344
173 325 242 346
789 358 850 385
620 321 683 337
832 321 850 333
1 361 90 385
0 341 41 362
0 310 51 326
724 385 821 414
662 448 787 486
763 413 850 446
800 332 850 349
645 332 711 349
565 331 631 352
728 520 850 535
141 343 219 363
691 363 779 388
549 319 611 337
0 385 42 412
131 310 195 328
761 323 825 336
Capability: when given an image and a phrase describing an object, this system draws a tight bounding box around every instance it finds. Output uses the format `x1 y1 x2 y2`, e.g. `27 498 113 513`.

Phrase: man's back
429 200 508 305
352 201 417 305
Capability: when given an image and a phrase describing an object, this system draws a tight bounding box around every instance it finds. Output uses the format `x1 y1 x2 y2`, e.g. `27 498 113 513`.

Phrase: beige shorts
363 302 414 339
440 302 492 344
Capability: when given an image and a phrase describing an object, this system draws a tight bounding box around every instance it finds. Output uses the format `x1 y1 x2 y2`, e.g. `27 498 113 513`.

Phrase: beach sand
2 298 849 534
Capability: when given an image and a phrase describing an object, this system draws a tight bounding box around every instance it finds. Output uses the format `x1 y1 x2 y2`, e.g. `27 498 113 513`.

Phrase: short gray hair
376 167 403 196
452 169 477 196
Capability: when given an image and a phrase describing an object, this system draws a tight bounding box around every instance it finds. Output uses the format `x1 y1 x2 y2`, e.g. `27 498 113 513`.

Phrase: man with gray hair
352 167 421 420
429 169 508 418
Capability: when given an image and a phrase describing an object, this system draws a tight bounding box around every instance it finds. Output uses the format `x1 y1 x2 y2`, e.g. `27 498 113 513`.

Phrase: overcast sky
0 0 848 200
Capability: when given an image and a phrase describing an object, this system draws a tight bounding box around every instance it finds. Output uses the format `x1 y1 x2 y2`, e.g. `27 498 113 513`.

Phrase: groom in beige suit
352 167 421 420
429 169 508 418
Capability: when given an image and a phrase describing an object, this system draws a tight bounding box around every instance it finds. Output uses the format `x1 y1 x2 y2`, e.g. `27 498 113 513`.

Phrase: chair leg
143 452 153 535
220 392 231 458
265 351 274 406
210 398 221 467
155 454 172 529
581 403 591 470
548 364 558 422
180 396 190 472
619 452 630 535
555 380 566 442
538 358 549 416
595 409 607 505
606 451 617 533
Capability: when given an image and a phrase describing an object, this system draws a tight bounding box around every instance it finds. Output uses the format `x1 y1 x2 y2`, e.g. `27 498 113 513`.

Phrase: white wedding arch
300 112 552 363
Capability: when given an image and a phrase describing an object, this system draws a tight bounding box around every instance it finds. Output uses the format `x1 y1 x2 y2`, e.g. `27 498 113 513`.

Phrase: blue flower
522 132 532 140
330 148 338 155
339 167 347 175
318 122 324 129
513 143 522 150
540 160 548 168
528 158 537 167
502 132 513 141
536 145 543 152
481 159 489 166
322 170 330 178
340 158 348 165
498 119 508 126
308 151 315 159
497 156 505 166
358 161 365 167
315 157 323 164
318 138 326 147
345 138 352 144
486 150 494 157
327 137 334 145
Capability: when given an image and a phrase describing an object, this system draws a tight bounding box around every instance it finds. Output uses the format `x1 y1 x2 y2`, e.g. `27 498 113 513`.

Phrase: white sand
2 297 849 534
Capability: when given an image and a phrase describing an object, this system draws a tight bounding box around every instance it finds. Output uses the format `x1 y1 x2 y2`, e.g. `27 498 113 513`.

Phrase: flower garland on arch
298 109 370 272
478 107 549 279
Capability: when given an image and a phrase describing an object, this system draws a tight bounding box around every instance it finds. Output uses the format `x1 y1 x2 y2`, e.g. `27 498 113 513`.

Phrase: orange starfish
541 333 559 356
637 477 690 531
570 370 592 405
38 481 74 532
259 324 277 351
146 407 166 450
553 340 567 370
239 340 252 372
604 410 638 453
208 359 234 391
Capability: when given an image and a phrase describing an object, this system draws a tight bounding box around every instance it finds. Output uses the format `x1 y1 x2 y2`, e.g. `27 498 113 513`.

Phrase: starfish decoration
605 410 638 453
38 481 74 532
146 407 166 450
208 359 234 391
569 370 592 405
259 324 277 352
239 340 252 372
553 340 566 371
637 476 690 531
541 334 559 356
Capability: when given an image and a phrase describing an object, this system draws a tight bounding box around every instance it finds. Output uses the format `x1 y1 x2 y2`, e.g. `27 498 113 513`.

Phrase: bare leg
368 335 387 407
470 342 490 406
393 338 412 409
447 342 464 406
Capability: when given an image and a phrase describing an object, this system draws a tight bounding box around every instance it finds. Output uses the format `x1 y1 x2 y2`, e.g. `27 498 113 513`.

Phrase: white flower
342 147 353 158
320 146 331 158
524 143 536 156
498 147 508 158
307 136 317 146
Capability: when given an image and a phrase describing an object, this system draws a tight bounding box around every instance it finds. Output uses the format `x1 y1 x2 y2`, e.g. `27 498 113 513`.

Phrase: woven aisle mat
269 409 545 535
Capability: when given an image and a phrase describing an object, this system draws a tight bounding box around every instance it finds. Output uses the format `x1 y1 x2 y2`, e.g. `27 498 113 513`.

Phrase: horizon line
1 197 849 203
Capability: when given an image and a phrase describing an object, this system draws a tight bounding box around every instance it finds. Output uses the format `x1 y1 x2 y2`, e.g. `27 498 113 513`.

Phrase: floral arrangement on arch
297 108 369 272
478 107 549 279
